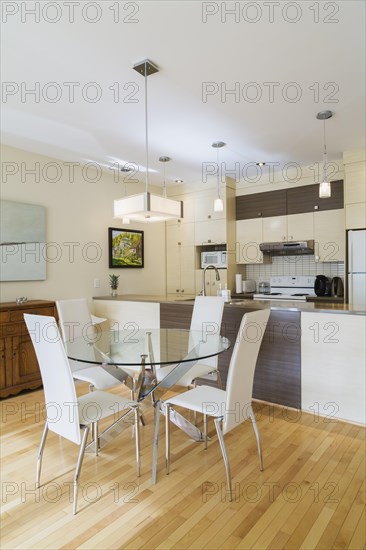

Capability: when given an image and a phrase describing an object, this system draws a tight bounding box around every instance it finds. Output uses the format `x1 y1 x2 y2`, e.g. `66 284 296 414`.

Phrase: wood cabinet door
314 209 345 262
11 334 42 386
236 218 263 264
0 338 6 389
236 190 287 220
262 215 287 242
194 219 226 245
180 246 195 295
287 212 314 241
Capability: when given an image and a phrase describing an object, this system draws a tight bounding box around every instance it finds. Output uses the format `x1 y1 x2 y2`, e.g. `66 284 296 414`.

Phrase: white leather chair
56 298 123 390
156 296 225 387
164 308 270 501
24 313 140 515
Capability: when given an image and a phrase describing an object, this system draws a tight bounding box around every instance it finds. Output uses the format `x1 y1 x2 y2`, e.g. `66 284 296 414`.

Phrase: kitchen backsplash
245 256 344 289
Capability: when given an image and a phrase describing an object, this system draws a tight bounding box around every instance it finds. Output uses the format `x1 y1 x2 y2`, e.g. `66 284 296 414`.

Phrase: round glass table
66 328 230 483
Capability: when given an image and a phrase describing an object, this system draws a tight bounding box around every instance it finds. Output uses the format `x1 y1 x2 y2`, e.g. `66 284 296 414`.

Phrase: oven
253 276 316 301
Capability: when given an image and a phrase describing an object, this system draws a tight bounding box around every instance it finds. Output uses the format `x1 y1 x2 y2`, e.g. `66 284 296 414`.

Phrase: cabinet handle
176 289 179 293
257 212 262 217
314 205 318 210
178 242 181 245
208 239 212 243
289 236 293 240
181 289 184 293
315 256 320 262
208 215 211 219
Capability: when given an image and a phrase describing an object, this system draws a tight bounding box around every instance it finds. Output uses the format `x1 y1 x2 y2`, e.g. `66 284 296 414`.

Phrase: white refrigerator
347 229 366 306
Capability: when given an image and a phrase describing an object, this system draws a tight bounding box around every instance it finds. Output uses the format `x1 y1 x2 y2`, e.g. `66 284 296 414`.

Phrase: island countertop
93 295 366 315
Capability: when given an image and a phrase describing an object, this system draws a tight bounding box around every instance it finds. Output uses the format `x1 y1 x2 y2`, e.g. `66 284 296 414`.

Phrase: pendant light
317 110 333 198
159 156 171 198
114 60 183 222
212 141 226 212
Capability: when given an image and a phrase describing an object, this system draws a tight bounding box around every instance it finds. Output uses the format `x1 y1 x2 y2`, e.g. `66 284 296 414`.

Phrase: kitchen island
93 296 365 424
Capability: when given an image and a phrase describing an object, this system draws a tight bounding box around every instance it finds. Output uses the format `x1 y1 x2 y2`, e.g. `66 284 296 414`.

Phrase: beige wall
0 145 167 302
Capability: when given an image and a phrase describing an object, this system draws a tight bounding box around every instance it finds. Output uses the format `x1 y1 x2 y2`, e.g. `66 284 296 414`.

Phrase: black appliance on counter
314 275 331 296
330 277 344 297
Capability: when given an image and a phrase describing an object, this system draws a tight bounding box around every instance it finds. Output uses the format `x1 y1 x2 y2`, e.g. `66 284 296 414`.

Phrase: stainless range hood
259 240 315 255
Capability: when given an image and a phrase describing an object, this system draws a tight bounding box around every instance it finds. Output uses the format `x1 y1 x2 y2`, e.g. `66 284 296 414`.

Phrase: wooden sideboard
0 300 58 398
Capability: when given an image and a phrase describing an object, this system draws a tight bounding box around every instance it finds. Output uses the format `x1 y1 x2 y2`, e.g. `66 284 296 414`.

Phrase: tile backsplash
244 256 344 289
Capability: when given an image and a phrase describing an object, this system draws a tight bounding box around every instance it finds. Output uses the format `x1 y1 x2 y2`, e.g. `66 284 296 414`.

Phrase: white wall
0 145 167 302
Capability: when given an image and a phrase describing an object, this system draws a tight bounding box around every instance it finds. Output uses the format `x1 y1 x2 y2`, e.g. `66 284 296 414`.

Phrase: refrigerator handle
348 231 353 305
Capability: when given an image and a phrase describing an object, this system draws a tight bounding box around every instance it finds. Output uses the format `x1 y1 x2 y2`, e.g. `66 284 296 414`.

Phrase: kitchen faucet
201 265 221 296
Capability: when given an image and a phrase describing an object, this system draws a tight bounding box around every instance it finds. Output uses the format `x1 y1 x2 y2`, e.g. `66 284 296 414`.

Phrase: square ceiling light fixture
114 60 183 223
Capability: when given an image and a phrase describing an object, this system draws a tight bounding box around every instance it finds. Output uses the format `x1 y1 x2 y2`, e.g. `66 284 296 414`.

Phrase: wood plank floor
1 384 365 550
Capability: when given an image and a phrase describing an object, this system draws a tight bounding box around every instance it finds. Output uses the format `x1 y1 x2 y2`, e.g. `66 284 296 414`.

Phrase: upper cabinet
286 180 344 214
343 151 366 229
236 181 344 221
236 190 287 220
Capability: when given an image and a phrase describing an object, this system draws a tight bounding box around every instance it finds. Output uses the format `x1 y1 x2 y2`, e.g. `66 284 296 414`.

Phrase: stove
253 276 316 301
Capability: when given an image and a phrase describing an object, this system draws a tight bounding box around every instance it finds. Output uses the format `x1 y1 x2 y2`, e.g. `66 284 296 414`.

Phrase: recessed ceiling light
120 165 133 172
256 162 266 167
175 179 184 183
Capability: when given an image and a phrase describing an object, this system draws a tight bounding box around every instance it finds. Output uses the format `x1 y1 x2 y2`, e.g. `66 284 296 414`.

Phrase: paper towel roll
235 274 242 294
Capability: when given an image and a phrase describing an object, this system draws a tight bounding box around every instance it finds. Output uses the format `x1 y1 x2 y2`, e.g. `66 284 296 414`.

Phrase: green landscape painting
109 228 144 268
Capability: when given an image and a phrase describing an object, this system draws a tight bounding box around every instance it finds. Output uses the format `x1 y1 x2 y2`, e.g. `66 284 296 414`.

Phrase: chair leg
36 423 48 489
214 418 232 502
203 413 208 450
134 406 141 477
131 388 145 428
165 404 170 474
73 426 89 515
249 406 263 471
93 422 99 456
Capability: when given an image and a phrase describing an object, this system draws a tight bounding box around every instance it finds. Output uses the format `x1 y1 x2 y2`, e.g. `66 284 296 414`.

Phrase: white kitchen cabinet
194 190 226 221
301 312 366 424
262 216 287 242
263 213 314 242
313 209 345 262
287 213 315 241
195 268 227 296
236 218 264 264
166 222 195 296
345 203 366 229
194 219 226 246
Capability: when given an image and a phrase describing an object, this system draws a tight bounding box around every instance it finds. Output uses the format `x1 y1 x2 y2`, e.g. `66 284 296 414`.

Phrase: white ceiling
1 0 365 187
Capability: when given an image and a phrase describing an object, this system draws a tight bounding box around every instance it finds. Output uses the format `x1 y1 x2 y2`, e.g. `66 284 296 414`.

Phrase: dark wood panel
236 190 287 220
254 310 301 408
160 304 301 409
287 180 343 214
0 300 57 398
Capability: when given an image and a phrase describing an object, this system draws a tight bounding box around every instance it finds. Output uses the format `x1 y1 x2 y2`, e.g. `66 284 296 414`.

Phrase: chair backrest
190 296 225 369
56 298 92 342
24 314 81 444
223 308 270 434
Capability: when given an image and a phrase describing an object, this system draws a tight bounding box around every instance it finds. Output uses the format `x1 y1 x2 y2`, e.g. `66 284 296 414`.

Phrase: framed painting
108 227 144 268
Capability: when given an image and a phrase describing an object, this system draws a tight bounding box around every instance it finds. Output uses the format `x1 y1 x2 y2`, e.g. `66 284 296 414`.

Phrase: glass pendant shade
319 180 331 198
214 197 224 212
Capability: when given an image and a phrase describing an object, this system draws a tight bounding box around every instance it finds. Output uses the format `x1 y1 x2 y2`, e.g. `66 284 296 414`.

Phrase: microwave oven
201 251 227 269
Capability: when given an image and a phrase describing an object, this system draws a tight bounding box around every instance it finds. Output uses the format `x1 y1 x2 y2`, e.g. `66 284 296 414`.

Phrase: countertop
93 295 366 315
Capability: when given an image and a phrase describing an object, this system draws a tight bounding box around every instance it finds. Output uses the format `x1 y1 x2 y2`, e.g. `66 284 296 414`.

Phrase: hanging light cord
217 146 220 199
144 65 149 194
322 118 327 182
163 161 167 198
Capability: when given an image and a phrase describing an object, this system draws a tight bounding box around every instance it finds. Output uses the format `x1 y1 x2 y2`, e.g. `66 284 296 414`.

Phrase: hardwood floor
1 384 365 549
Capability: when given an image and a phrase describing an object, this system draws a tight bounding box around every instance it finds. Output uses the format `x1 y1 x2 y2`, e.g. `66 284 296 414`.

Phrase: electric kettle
330 277 344 297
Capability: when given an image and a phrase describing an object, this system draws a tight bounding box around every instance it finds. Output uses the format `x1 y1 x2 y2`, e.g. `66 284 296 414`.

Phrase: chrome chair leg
214 418 232 502
165 404 170 474
73 425 89 515
203 413 208 450
134 406 141 477
93 422 99 456
249 406 263 471
36 423 49 488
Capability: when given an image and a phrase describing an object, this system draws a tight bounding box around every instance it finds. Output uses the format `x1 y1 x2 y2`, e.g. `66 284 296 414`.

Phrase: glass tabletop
66 328 230 366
